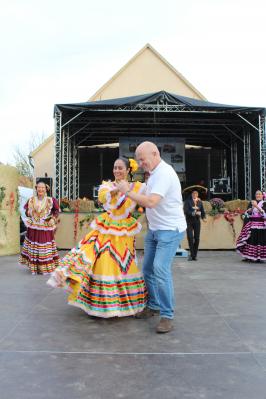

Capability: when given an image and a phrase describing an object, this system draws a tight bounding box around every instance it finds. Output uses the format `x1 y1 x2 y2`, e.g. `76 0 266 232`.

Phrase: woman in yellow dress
48 158 147 317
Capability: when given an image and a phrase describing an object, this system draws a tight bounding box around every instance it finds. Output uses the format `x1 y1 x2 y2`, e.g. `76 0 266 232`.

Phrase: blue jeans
142 228 185 319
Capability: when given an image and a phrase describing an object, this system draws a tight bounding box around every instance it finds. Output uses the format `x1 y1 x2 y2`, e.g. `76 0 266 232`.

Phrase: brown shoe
156 318 174 333
135 307 160 319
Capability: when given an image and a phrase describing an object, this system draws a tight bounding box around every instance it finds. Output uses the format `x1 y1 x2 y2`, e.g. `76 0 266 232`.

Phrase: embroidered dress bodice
91 180 146 236
25 195 56 230
251 200 265 218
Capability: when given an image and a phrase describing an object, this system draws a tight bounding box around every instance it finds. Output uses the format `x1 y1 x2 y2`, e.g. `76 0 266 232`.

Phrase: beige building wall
0 165 20 255
31 135 55 191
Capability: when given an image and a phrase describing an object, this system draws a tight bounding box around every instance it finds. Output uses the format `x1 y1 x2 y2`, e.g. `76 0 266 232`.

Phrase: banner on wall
119 137 185 173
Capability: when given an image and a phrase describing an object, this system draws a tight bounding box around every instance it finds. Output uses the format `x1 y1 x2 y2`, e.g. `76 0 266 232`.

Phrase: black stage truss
54 91 265 200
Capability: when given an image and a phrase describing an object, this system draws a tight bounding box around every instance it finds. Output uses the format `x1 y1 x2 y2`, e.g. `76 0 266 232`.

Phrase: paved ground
1 251 266 398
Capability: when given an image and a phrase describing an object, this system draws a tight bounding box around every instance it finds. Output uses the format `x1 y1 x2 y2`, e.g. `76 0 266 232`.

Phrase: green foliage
208 208 220 216
131 209 144 219
208 197 225 216
15 188 20 215
0 213 7 234
0 186 6 209
79 213 93 230
60 197 71 211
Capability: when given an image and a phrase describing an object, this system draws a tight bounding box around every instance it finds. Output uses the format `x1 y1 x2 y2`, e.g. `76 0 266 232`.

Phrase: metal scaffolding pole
61 128 69 198
54 111 62 200
231 141 238 199
243 129 252 199
259 113 266 191
74 145 79 199
222 149 227 178
68 136 75 200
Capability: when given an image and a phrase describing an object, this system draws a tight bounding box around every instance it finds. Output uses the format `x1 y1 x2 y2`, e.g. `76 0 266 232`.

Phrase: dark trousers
186 218 201 259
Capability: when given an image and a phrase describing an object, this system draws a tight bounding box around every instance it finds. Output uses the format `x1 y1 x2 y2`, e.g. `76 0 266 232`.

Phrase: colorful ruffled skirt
19 227 59 274
49 224 147 318
236 217 266 261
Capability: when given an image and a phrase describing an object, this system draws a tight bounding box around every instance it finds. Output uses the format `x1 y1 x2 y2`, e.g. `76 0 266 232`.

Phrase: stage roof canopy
54 90 265 147
54 90 266 200
55 91 265 113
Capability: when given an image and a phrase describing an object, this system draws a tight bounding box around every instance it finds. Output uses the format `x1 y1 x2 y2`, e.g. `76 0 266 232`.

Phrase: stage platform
2 251 266 398
55 213 244 250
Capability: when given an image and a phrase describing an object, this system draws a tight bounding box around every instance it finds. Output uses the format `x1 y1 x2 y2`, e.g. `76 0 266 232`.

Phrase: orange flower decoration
129 158 138 173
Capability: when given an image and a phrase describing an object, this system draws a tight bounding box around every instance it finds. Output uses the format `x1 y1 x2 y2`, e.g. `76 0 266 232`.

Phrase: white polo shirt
145 160 187 232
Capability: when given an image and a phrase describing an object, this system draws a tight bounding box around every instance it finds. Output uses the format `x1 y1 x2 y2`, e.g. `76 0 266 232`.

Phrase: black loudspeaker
36 177 53 196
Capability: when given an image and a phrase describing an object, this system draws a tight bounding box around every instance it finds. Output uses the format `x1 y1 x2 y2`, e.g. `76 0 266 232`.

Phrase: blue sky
0 0 265 164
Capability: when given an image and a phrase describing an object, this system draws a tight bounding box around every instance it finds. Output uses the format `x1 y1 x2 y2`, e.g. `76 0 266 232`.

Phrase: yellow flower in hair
129 158 138 173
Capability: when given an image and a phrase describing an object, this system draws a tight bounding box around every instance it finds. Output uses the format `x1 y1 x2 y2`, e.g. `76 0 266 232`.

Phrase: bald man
117 141 186 333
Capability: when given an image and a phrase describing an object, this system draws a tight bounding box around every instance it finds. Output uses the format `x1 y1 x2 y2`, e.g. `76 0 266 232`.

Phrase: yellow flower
129 158 138 173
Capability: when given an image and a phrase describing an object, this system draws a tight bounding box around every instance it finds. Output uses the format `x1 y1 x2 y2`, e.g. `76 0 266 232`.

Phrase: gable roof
89 43 206 101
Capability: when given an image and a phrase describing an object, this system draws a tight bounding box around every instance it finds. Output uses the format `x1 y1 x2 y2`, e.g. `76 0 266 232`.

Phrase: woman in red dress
19 181 60 274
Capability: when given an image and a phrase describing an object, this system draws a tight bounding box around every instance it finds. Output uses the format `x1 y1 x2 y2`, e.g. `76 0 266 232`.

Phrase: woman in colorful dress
19 181 60 274
48 158 147 318
236 190 266 262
